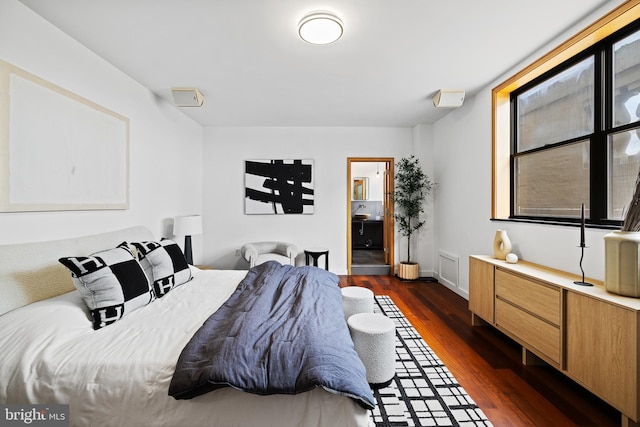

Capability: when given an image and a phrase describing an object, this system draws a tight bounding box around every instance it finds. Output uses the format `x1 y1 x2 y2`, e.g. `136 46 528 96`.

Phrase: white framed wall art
0 60 129 212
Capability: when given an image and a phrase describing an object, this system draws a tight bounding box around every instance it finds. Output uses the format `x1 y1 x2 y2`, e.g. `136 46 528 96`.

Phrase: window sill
490 217 620 231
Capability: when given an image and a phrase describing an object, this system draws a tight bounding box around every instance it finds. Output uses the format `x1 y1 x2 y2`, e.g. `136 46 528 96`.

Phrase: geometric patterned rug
371 296 493 426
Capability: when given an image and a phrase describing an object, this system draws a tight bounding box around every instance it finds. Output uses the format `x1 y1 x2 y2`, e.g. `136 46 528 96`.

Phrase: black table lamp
173 215 203 265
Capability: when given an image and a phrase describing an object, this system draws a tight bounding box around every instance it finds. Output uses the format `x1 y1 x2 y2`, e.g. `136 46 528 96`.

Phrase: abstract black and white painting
245 159 314 214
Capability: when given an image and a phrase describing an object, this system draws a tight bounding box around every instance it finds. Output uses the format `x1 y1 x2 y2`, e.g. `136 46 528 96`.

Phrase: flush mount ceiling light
298 11 343 45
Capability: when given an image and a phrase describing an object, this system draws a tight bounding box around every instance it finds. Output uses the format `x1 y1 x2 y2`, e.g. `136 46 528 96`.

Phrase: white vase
604 231 640 297
493 230 512 260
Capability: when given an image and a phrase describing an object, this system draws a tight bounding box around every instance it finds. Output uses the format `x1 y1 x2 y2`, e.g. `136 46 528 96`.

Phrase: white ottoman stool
341 287 374 320
348 312 396 388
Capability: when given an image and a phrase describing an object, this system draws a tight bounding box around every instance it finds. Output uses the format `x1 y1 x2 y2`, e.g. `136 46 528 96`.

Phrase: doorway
347 158 394 275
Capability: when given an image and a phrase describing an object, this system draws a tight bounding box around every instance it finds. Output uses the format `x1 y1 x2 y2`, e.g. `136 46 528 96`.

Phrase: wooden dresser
469 255 640 427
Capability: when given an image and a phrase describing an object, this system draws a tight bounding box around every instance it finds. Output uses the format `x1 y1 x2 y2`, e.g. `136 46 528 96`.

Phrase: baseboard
434 273 469 300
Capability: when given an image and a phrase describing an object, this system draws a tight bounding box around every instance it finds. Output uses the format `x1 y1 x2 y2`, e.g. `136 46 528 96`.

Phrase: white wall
0 1 203 259
412 124 437 279
431 1 626 297
202 126 432 274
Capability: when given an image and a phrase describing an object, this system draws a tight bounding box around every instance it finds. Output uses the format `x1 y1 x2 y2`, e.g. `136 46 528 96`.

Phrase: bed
0 226 372 427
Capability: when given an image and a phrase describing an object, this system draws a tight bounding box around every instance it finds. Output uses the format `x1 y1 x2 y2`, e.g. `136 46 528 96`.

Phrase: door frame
347 157 394 275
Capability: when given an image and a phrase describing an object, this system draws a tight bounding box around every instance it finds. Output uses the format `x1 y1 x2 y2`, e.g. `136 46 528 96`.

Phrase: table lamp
173 215 203 265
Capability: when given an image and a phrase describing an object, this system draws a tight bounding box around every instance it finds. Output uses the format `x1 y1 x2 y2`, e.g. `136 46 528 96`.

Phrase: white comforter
0 267 369 427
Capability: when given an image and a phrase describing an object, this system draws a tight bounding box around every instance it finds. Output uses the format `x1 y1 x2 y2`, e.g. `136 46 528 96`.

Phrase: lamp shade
173 215 203 236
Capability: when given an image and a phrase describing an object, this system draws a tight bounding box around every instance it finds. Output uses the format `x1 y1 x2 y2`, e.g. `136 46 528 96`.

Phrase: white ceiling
18 0 619 127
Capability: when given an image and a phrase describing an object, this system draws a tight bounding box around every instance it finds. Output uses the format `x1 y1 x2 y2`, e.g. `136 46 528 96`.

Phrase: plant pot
398 262 419 280
604 231 640 297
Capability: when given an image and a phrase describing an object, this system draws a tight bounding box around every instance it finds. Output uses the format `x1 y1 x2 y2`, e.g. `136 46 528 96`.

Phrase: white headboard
0 226 154 316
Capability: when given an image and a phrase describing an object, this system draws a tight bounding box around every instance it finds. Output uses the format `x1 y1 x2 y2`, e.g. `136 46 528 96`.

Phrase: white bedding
0 267 369 427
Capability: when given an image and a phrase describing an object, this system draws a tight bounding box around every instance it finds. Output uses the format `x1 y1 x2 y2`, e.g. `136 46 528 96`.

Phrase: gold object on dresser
469 255 640 427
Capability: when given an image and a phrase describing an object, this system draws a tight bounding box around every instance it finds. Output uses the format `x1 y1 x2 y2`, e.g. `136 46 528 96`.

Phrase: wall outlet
235 249 240 256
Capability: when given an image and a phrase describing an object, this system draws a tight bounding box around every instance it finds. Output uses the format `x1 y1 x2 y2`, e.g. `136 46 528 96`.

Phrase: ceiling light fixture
298 11 343 45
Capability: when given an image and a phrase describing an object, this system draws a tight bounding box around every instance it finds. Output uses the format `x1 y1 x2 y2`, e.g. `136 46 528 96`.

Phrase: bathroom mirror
353 177 369 200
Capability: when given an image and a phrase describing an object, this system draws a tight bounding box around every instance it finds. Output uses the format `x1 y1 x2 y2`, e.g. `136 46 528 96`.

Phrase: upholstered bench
347 312 396 388
341 286 374 320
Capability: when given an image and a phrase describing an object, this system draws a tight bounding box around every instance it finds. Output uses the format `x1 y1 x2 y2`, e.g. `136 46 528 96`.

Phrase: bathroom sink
354 213 370 220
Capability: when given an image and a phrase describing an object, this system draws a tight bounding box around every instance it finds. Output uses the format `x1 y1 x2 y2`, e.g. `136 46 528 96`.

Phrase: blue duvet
168 261 375 409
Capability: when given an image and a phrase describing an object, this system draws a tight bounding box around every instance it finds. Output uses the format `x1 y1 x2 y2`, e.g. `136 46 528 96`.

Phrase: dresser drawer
495 269 560 326
496 298 561 364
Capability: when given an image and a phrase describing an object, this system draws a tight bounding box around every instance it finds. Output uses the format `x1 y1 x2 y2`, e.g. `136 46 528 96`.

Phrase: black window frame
510 18 640 229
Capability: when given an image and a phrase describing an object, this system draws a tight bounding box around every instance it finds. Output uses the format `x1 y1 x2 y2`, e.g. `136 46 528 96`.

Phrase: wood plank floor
339 275 620 427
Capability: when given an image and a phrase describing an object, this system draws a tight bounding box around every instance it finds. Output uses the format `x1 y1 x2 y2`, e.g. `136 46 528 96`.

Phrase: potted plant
392 155 433 280
605 168 640 297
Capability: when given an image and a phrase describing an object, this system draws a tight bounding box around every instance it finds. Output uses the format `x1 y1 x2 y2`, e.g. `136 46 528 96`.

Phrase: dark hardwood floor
339 274 620 427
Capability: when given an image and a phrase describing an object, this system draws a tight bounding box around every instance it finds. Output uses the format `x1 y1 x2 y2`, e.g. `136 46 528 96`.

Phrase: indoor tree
392 155 433 278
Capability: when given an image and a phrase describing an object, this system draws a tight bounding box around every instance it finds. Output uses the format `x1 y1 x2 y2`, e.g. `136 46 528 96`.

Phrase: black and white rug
370 296 492 427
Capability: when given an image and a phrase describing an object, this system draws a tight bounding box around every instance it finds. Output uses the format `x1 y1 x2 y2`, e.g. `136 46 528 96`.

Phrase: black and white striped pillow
127 239 192 298
59 245 154 330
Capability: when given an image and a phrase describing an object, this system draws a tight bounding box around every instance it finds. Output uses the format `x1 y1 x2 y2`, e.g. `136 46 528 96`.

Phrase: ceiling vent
433 90 465 108
171 87 204 107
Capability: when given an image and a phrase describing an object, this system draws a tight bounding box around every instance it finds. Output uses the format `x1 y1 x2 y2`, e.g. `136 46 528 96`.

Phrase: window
611 29 640 220
492 2 640 225
510 21 640 227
